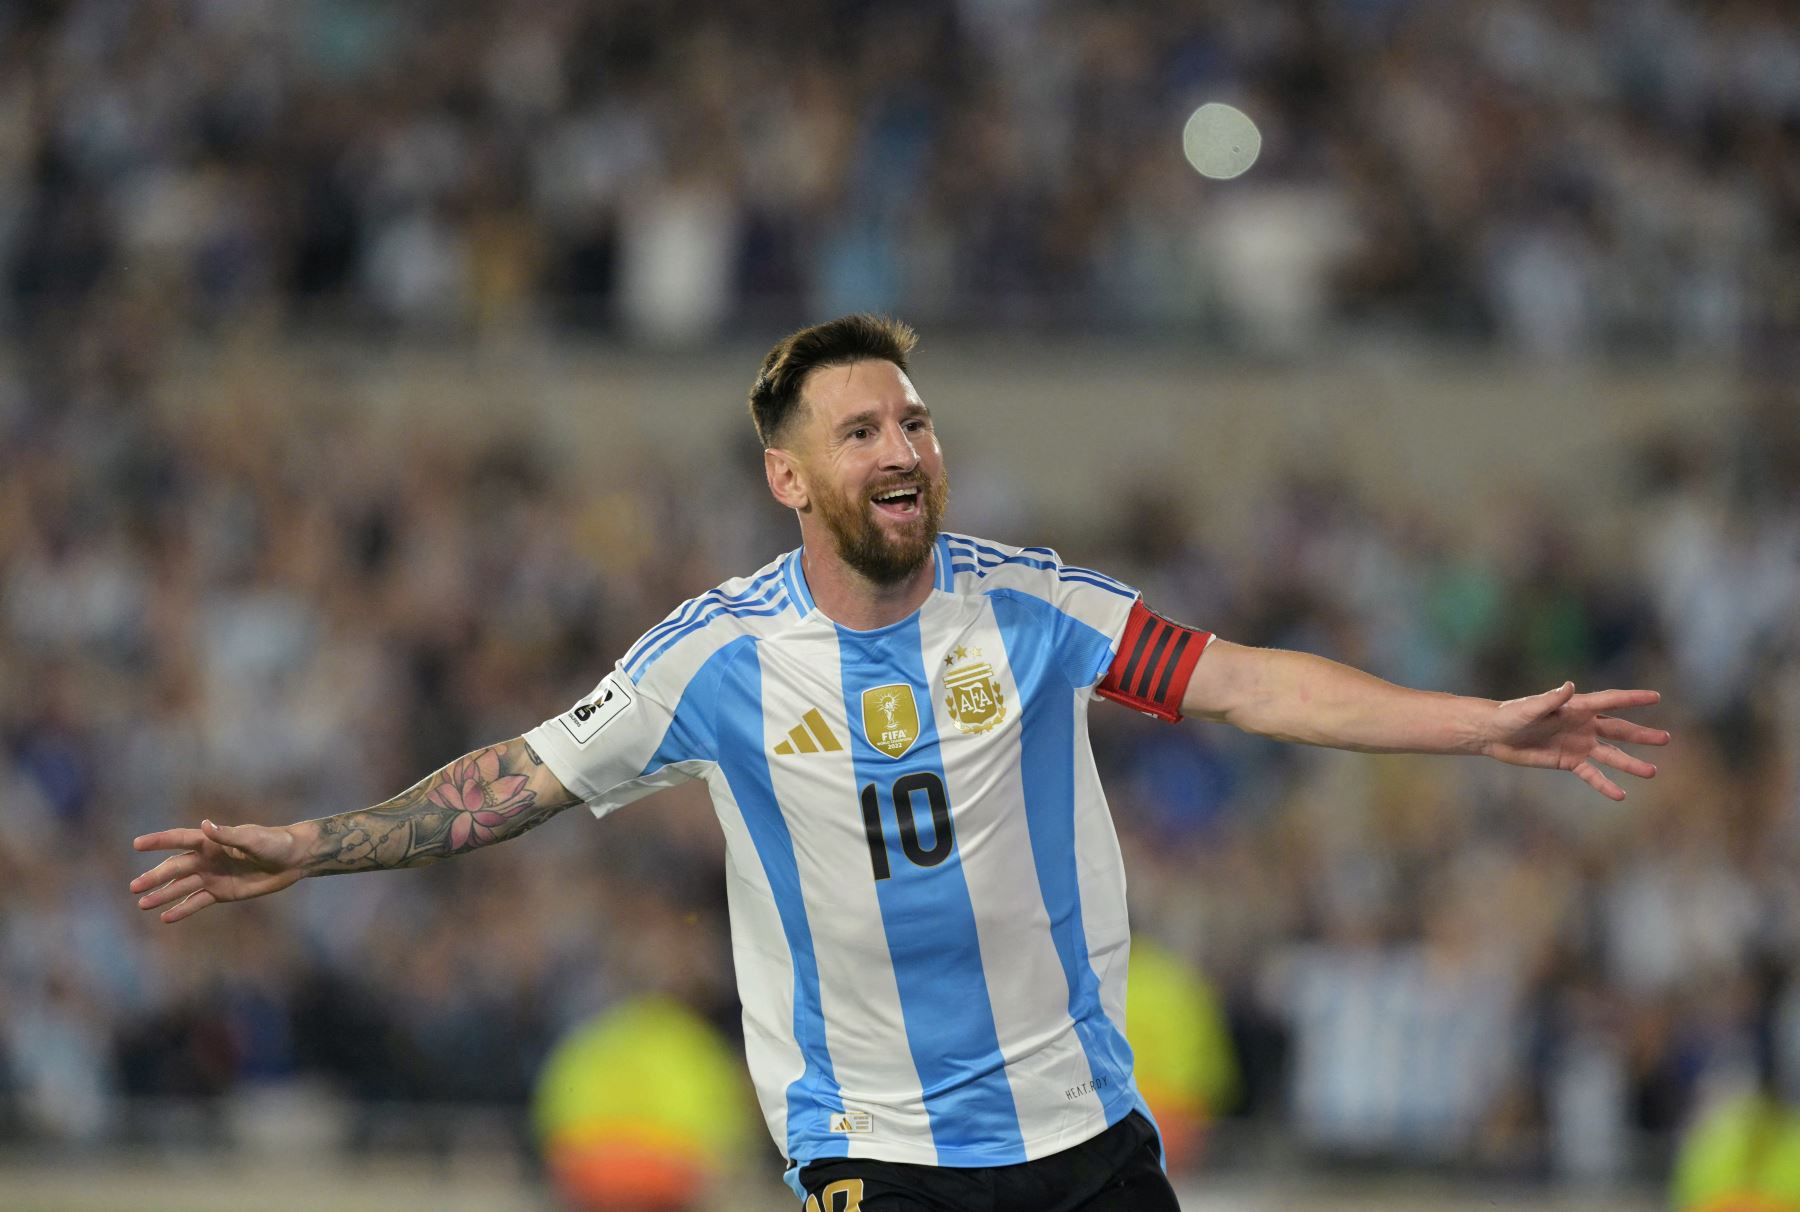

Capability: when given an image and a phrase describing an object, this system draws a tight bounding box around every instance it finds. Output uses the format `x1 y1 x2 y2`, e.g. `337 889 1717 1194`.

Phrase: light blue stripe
627 590 789 679
943 537 1136 600
1064 566 1134 595
834 615 1025 1163
623 566 788 673
935 534 954 592
945 535 1041 567
785 549 816 615
623 585 734 672
1014 545 1134 596
957 536 1123 587
946 535 1135 596
948 560 1131 602
627 593 791 682
623 566 786 672
988 592 1138 1129
964 547 1130 597
1059 571 1137 597
656 638 848 1165
1008 544 1134 594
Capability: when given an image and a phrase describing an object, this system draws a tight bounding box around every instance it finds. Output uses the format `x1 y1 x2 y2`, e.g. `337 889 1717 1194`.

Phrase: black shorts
795 1112 1180 1212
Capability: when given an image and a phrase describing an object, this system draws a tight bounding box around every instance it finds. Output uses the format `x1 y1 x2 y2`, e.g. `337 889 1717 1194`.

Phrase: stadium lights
1183 102 1262 180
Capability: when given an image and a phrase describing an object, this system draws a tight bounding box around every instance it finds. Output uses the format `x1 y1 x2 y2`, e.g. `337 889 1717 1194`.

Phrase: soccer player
131 315 1668 1211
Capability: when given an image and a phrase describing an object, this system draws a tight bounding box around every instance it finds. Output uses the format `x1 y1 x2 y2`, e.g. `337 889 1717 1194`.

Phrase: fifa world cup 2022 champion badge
862 685 920 758
943 647 1006 735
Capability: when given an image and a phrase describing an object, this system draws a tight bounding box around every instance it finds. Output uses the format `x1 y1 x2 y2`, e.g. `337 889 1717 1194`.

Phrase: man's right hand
130 819 311 923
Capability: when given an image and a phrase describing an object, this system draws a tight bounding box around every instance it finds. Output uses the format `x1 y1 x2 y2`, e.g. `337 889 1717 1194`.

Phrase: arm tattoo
301 739 577 876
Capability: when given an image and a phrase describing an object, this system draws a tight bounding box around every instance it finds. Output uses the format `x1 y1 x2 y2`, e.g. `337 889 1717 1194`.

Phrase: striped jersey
525 532 1161 1177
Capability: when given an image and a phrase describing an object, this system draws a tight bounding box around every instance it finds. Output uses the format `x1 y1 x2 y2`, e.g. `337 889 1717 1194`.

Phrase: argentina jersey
524 532 1155 1175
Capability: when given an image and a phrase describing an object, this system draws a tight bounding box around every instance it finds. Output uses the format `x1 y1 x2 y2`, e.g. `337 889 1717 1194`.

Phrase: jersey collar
783 548 817 616
786 537 953 619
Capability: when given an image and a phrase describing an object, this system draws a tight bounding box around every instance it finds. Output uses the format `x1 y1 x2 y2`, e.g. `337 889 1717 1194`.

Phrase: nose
878 422 919 471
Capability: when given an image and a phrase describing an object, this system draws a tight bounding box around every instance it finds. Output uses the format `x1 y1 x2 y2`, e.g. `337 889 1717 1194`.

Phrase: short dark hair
748 314 918 447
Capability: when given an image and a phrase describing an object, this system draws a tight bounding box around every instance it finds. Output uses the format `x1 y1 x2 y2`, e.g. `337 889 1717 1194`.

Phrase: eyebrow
836 404 931 433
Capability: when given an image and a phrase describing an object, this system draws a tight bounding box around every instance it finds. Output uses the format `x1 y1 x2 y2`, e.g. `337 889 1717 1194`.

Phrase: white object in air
1183 103 1262 180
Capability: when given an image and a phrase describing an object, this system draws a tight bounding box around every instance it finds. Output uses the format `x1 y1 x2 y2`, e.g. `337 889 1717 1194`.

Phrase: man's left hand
1483 683 1669 801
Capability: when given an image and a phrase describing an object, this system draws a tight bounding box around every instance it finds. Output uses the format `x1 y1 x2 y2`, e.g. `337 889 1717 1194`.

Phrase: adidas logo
774 708 843 755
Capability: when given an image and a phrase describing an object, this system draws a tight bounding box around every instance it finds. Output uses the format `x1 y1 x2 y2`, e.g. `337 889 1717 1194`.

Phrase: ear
764 447 810 512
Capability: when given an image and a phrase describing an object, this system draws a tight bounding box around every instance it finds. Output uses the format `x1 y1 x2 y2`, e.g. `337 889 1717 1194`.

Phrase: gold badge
861 684 919 758
943 646 1006 735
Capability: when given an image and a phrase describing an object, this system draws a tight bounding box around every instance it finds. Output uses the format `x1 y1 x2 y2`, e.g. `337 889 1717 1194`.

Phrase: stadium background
1 1 1796 1208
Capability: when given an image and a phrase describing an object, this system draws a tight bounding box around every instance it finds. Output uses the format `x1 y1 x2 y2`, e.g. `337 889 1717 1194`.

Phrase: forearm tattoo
302 739 572 875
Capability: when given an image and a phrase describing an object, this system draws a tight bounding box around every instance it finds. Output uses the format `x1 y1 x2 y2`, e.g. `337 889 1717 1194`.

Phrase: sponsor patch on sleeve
559 673 635 747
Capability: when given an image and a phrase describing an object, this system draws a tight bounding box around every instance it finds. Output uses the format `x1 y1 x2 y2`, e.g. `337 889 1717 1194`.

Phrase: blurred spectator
0 0 1796 1195
534 995 757 1212
0 334 1789 1185
0 0 1793 348
1673 1091 1800 1212
1125 935 1238 1171
1269 861 1523 1162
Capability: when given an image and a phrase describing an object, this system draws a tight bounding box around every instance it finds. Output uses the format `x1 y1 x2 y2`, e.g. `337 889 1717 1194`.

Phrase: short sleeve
524 667 700 820
943 535 1140 689
1047 570 1142 689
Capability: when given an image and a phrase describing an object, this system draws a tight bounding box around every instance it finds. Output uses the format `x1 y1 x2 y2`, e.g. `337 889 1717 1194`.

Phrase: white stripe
941 533 1138 648
623 553 791 671
707 768 803 1154
760 626 936 1160
631 597 800 705
1069 688 1133 1054
919 595 1109 1157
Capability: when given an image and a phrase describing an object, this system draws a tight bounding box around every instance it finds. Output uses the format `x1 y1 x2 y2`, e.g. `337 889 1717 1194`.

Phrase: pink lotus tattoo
428 748 535 850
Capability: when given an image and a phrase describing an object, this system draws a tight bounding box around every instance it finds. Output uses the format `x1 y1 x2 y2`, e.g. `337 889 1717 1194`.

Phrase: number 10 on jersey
859 771 954 880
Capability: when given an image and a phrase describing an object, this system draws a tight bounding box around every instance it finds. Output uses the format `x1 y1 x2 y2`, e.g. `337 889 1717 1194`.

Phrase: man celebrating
132 315 1668 1211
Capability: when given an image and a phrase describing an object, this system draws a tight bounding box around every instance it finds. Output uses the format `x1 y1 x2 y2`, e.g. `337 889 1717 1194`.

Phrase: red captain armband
1096 601 1212 722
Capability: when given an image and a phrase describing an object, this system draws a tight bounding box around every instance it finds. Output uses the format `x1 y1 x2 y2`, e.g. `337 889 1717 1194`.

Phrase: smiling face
766 359 949 586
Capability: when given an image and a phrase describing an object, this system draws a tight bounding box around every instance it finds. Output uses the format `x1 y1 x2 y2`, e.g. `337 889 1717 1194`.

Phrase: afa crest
861 684 919 758
943 646 1006 735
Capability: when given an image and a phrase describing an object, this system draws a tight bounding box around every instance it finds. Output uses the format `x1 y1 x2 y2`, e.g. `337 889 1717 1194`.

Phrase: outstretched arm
1182 641 1668 800
130 737 582 923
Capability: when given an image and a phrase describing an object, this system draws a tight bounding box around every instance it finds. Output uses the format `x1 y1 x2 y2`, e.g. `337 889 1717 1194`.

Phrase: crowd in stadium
2 316 1796 1180
0 0 1795 350
2 0 1799 1195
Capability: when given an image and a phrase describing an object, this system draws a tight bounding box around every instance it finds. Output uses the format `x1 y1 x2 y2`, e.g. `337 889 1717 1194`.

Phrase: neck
799 537 937 631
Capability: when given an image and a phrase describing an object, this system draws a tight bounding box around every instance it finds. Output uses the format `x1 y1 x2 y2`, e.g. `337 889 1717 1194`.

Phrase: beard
813 469 950 586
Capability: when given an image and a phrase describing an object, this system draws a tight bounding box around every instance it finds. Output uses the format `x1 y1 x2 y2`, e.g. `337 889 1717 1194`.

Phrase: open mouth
870 485 922 517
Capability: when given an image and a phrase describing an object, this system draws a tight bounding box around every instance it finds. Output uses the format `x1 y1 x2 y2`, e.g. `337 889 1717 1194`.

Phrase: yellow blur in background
535 997 756 1212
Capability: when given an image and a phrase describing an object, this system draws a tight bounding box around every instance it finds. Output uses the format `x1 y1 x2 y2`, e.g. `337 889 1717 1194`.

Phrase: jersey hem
790 1104 1122 1170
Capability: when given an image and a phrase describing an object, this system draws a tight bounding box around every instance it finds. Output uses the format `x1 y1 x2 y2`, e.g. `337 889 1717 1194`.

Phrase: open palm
130 820 307 923
1485 683 1668 800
